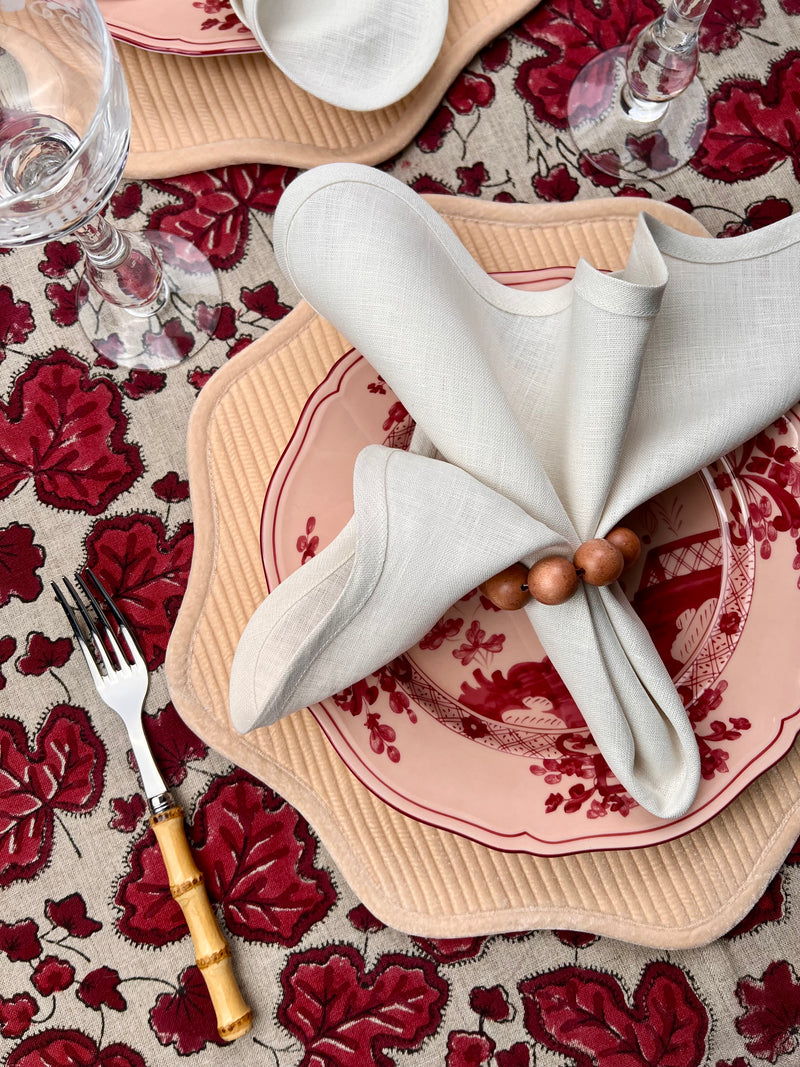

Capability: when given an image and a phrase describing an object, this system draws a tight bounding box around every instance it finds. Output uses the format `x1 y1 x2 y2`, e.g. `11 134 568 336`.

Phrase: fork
53 570 252 1042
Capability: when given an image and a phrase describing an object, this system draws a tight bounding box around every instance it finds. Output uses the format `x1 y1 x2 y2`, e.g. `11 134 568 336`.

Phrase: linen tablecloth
1 2 799 1064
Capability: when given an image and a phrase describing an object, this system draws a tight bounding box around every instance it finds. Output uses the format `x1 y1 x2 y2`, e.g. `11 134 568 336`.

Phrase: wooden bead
605 526 641 570
574 538 624 587
479 562 531 610
526 555 579 606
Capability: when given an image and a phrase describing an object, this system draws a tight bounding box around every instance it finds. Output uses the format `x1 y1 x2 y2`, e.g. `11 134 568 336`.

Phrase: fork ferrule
149 791 174 815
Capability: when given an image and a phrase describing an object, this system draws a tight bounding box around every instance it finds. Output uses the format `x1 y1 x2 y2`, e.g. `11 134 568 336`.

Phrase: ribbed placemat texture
121 0 537 178
166 196 800 946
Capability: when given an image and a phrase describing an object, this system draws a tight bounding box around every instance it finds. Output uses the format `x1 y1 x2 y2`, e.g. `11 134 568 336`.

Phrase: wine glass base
77 231 221 370
567 45 708 182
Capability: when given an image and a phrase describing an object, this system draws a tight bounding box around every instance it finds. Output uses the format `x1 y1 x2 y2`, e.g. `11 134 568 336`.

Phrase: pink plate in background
100 0 259 55
262 266 800 855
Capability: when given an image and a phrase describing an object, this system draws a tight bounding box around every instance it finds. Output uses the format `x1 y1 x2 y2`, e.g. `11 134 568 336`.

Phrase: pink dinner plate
99 0 259 56
261 265 800 855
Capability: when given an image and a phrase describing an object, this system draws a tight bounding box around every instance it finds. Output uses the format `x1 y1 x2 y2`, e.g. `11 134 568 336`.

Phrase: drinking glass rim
0 0 124 214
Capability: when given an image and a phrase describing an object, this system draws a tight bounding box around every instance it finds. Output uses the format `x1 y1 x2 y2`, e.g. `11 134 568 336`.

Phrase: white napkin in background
230 163 800 819
230 0 449 111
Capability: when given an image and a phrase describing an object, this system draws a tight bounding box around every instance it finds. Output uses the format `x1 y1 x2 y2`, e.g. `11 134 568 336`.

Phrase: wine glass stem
75 212 168 316
624 0 712 116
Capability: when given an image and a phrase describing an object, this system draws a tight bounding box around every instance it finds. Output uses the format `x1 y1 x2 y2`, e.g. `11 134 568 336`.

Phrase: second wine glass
567 0 713 182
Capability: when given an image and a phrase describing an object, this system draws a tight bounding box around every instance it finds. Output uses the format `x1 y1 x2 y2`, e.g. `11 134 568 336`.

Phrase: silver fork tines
52 569 169 809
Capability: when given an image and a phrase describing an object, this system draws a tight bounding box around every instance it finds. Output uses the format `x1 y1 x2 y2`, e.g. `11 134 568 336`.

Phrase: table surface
1 2 800 1065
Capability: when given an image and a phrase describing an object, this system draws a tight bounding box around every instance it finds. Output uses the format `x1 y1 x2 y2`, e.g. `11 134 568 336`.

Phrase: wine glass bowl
0 0 219 368
0 4 129 246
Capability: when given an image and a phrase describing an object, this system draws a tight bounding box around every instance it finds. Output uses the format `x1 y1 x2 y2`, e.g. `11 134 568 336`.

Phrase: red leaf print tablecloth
2 1 800 1064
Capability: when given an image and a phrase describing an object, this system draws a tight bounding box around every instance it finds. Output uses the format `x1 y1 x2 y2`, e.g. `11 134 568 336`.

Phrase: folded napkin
230 0 449 111
230 163 800 820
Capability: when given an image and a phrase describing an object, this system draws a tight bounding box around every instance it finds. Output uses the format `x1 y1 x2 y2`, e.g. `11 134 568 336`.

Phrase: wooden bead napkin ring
480 527 641 609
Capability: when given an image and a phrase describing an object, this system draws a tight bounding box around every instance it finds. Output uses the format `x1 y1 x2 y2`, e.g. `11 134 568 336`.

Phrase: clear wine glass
0 0 219 369
566 0 713 182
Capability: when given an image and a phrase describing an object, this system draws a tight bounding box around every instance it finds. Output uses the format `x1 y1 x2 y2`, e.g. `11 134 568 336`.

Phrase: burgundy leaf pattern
84 514 193 670
734 961 800 1061
0 706 106 887
77 967 126 1012
149 967 225 1054
16 633 72 676
0 524 44 607
30 956 75 995
0 919 42 962
0 351 143 513
149 165 298 269
692 51 800 182
44 894 102 939
6 1029 146 1067
0 993 37 1039
0 634 15 690
108 794 146 833
520 963 709 1066
0 285 34 351
116 769 334 947
142 701 207 786
278 945 448 1066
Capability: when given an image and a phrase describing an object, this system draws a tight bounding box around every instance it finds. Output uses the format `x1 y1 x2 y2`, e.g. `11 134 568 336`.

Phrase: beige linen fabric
230 164 800 820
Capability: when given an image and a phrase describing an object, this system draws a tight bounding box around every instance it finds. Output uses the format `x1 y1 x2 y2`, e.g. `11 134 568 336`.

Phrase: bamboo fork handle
150 807 252 1041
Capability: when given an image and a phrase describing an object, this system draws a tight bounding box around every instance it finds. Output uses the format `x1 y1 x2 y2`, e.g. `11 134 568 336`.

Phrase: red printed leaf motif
0 919 41 962
513 0 662 128
0 705 106 887
447 1030 496 1066
38 241 81 279
45 893 102 938
114 825 186 946
0 993 37 1039
726 874 784 938
149 966 225 1054
411 936 487 964
85 514 193 670
0 285 34 349
149 165 298 270
520 963 709 1067
734 960 800 1062
279 945 448 1067
0 635 15 690
116 769 334 947
0 351 143 513
16 633 72 676
108 793 146 833
77 966 126 1012
0 524 43 607
6 1029 145 1067
692 51 800 182
143 702 207 786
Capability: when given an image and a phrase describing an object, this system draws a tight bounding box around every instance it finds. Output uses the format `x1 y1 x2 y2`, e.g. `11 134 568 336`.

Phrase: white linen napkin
230 163 800 819
230 0 449 111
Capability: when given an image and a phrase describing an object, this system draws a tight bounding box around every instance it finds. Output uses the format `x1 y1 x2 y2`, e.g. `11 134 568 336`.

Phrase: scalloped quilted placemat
120 0 536 178
166 195 800 947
